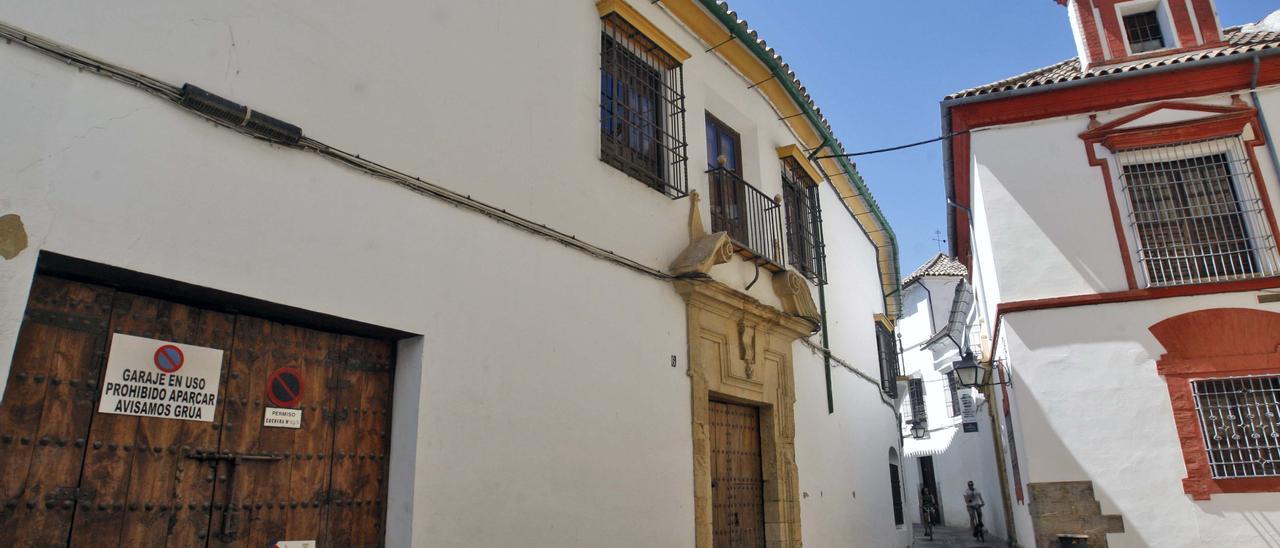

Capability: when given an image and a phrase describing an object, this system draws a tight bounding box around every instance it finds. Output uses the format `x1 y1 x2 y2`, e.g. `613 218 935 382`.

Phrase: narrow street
912 524 1005 548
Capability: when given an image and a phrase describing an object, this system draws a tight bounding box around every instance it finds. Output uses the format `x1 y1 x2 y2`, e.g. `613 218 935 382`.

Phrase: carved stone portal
675 279 811 548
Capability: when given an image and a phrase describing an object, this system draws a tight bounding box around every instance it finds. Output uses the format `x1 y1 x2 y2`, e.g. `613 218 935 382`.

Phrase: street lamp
953 351 986 388
910 421 928 439
953 352 1011 388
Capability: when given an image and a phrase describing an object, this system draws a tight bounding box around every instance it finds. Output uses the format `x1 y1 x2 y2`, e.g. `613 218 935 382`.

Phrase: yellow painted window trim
775 144 824 186
875 313 896 332
596 0 692 62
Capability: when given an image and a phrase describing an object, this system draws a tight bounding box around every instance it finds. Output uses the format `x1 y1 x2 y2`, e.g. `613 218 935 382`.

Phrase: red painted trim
1150 308 1280 499
988 276 1280 360
1001 277 1280 315
1100 113 1253 150
951 57 1280 130
1078 100 1252 136
1082 139 1139 289
1192 0 1225 46
947 57 1280 279
1074 1 1107 64
1167 0 1197 49
952 116 974 269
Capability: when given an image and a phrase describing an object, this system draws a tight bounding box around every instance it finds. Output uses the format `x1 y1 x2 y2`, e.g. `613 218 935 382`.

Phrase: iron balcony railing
707 167 786 269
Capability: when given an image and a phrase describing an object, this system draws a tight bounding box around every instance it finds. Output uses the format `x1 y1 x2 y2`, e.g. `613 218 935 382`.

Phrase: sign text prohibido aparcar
97 333 223 422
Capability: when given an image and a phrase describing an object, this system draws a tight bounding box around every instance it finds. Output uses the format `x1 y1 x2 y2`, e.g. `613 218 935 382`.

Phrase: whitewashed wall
965 84 1280 547
897 278 1007 539
0 0 906 546
792 183 913 548
968 85 1280 304
1002 294 1280 548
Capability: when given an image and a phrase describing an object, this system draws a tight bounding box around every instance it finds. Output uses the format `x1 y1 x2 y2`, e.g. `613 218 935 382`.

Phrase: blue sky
724 0 1278 274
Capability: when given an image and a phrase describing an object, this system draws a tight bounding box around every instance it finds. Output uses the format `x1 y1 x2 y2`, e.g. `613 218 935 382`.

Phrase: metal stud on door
208 317 337 547
0 277 113 547
70 291 236 547
709 401 765 548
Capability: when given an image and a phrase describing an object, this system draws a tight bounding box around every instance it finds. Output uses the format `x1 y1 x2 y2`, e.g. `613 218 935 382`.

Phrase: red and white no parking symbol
153 344 185 373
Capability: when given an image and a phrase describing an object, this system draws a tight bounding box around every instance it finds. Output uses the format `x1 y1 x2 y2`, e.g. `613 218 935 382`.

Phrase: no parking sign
98 334 223 422
263 367 305 429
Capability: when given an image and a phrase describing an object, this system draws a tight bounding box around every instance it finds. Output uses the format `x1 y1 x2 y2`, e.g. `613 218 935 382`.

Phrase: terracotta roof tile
945 26 1280 101
903 253 968 286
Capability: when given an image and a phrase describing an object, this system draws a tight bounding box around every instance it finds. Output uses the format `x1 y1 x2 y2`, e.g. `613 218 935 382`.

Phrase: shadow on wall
1242 512 1280 547
974 126 1125 297
1199 493 1280 546
1002 362 1146 546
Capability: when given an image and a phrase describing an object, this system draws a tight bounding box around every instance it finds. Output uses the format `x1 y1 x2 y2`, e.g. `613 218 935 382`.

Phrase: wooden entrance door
0 276 394 547
710 400 765 548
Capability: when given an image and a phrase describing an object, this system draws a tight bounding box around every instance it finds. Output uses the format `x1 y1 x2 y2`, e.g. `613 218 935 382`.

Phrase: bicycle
921 505 936 540
969 504 986 542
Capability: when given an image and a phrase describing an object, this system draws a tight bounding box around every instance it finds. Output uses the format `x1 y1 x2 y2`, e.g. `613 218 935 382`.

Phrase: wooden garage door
710 400 765 548
0 276 394 547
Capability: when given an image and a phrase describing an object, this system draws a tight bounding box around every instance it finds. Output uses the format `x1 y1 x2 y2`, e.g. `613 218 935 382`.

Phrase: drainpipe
983 378 1018 546
1252 55 1280 187
819 282 833 414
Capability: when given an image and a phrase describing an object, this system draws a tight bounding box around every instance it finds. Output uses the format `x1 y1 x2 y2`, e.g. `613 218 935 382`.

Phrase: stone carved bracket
670 232 735 277
772 270 820 329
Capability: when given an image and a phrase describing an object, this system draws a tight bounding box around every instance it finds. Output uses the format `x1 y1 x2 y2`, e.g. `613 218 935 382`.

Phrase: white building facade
0 1 912 546
896 254 1008 540
944 1 1280 546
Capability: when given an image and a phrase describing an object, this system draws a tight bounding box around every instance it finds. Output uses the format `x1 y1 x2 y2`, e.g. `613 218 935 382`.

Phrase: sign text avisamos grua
97 333 223 422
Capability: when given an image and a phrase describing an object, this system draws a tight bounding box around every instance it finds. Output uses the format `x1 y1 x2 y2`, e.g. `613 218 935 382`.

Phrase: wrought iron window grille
781 158 827 284
1116 138 1280 288
946 371 962 417
707 166 787 269
876 324 900 398
600 14 689 198
1123 10 1166 54
908 377 927 425
1192 374 1280 479
889 463 905 526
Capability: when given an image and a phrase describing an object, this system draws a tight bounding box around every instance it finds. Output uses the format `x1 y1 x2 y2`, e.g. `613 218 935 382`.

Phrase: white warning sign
264 407 302 429
960 392 979 433
97 333 223 422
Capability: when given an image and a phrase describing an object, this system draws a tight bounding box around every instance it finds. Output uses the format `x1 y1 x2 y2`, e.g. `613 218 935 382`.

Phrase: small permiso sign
98 333 223 422
264 407 302 429
960 392 979 433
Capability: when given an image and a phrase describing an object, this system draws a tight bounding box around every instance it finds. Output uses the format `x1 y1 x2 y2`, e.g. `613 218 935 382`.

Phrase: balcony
707 167 786 270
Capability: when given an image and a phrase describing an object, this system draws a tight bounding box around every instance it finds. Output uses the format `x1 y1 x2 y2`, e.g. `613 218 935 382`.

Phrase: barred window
946 371 961 417
889 463 904 526
1192 375 1280 479
1117 138 1280 287
876 324 900 398
782 158 826 284
600 14 688 198
1123 10 1166 54
908 378 926 425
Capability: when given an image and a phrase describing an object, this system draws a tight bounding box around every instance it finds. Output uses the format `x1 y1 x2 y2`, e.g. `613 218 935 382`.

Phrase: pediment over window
1080 99 1260 151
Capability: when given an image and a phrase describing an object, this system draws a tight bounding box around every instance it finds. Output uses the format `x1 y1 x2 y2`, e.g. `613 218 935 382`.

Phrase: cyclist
920 486 938 540
964 480 986 541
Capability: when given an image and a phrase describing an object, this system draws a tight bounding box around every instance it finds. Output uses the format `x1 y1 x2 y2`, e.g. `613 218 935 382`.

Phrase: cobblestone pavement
912 523 1007 547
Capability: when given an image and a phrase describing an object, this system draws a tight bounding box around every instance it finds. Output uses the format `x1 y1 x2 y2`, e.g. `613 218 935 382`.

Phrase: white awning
903 427 957 458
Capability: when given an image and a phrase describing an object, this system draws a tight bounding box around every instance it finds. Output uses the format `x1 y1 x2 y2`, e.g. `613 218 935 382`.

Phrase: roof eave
939 47 1280 276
